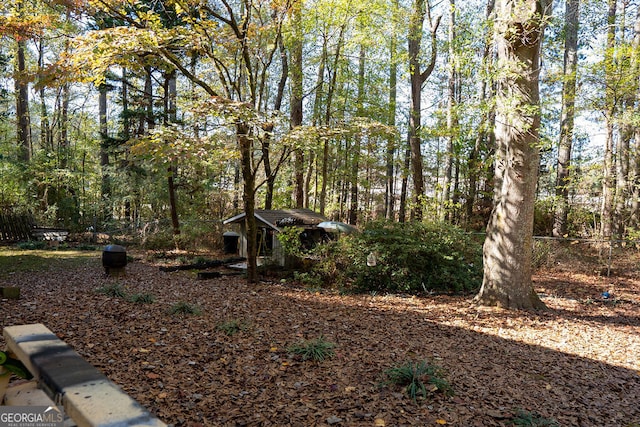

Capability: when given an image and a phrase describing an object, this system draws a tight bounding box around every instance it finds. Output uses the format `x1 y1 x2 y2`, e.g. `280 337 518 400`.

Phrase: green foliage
277 226 306 258
216 319 250 336
384 360 453 402
287 336 335 362
168 301 202 316
128 293 155 304
96 283 127 298
313 220 482 294
293 271 324 289
534 198 554 237
142 228 176 250
508 409 559 427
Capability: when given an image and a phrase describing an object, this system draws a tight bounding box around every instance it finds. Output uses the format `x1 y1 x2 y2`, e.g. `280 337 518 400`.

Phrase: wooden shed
223 209 329 266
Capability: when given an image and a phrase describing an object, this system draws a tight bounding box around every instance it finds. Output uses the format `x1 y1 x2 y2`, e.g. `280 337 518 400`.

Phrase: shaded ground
0 245 639 426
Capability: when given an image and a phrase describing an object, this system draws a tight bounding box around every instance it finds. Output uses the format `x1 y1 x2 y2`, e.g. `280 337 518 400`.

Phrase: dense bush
308 220 483 294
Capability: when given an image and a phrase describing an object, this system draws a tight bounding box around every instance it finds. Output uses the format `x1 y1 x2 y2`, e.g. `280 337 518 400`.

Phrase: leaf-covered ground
1 247 639 426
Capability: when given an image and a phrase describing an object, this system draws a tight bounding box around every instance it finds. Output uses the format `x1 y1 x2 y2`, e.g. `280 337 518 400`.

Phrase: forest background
0 0 636 263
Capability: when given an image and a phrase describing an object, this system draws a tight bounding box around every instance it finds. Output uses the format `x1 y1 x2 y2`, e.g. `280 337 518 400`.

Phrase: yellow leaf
270 347 278 352
344 386 356 393
374 419 386 426
436 420 447 425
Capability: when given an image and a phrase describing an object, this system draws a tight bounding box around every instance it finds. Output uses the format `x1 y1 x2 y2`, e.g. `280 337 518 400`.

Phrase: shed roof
223 209 328 231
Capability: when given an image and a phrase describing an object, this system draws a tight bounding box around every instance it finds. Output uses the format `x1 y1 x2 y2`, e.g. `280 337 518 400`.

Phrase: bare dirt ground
1 244 639 426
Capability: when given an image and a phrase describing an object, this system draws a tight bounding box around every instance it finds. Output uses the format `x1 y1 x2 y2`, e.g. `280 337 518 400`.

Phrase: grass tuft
508 409 560 427
128 293 155 304
96 283 127 298
384 359 452 401
168 301 202 316
216 319 250 336
287 336 335 362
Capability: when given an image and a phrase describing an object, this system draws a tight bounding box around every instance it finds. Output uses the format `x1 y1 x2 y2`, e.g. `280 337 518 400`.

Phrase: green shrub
168 301 202 316
317 220 482 294
96 283 127 298
384 359 453 401
508 409 559 426
287 336 335 362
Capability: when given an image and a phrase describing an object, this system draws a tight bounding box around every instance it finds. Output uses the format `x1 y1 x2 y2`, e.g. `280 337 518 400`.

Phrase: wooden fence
0 213 35 242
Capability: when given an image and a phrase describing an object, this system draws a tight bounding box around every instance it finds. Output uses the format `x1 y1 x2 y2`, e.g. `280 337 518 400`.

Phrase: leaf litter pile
1 248 639 427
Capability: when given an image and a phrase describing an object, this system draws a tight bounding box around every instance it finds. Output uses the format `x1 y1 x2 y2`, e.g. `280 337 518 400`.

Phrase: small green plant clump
168 301 202 316
16 241 48 250
384 359 453 402
95 283 127 298
287 336 335 362
128 293 155 304
508 409 560 426
216 319 250 336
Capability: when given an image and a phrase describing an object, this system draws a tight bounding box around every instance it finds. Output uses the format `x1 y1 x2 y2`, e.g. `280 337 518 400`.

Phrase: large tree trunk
553 0 580 237
475 0 551 310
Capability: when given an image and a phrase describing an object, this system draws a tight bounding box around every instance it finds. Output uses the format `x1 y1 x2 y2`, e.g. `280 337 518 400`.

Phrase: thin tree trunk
38 40 52 153
408 0 440 220
631 7 640 227
467 0 495 224
291 0 304 208
99 84 111 223
320 24 346 215
349 44 366 225
263 35 288 209
59 83 70 169
165 71 180 236
313 36 328 214
553 0 580 237
238 122 258 283
16 38 31 162
601 0 617 239
443 0 457 221
399 136 411 223
386 0 399 220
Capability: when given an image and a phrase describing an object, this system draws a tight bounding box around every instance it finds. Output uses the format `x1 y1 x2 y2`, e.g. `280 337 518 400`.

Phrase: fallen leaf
374 418 386 426
436 420 447 425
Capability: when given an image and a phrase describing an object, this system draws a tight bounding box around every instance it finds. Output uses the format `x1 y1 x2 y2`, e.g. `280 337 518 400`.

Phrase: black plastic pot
102 244 127 274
